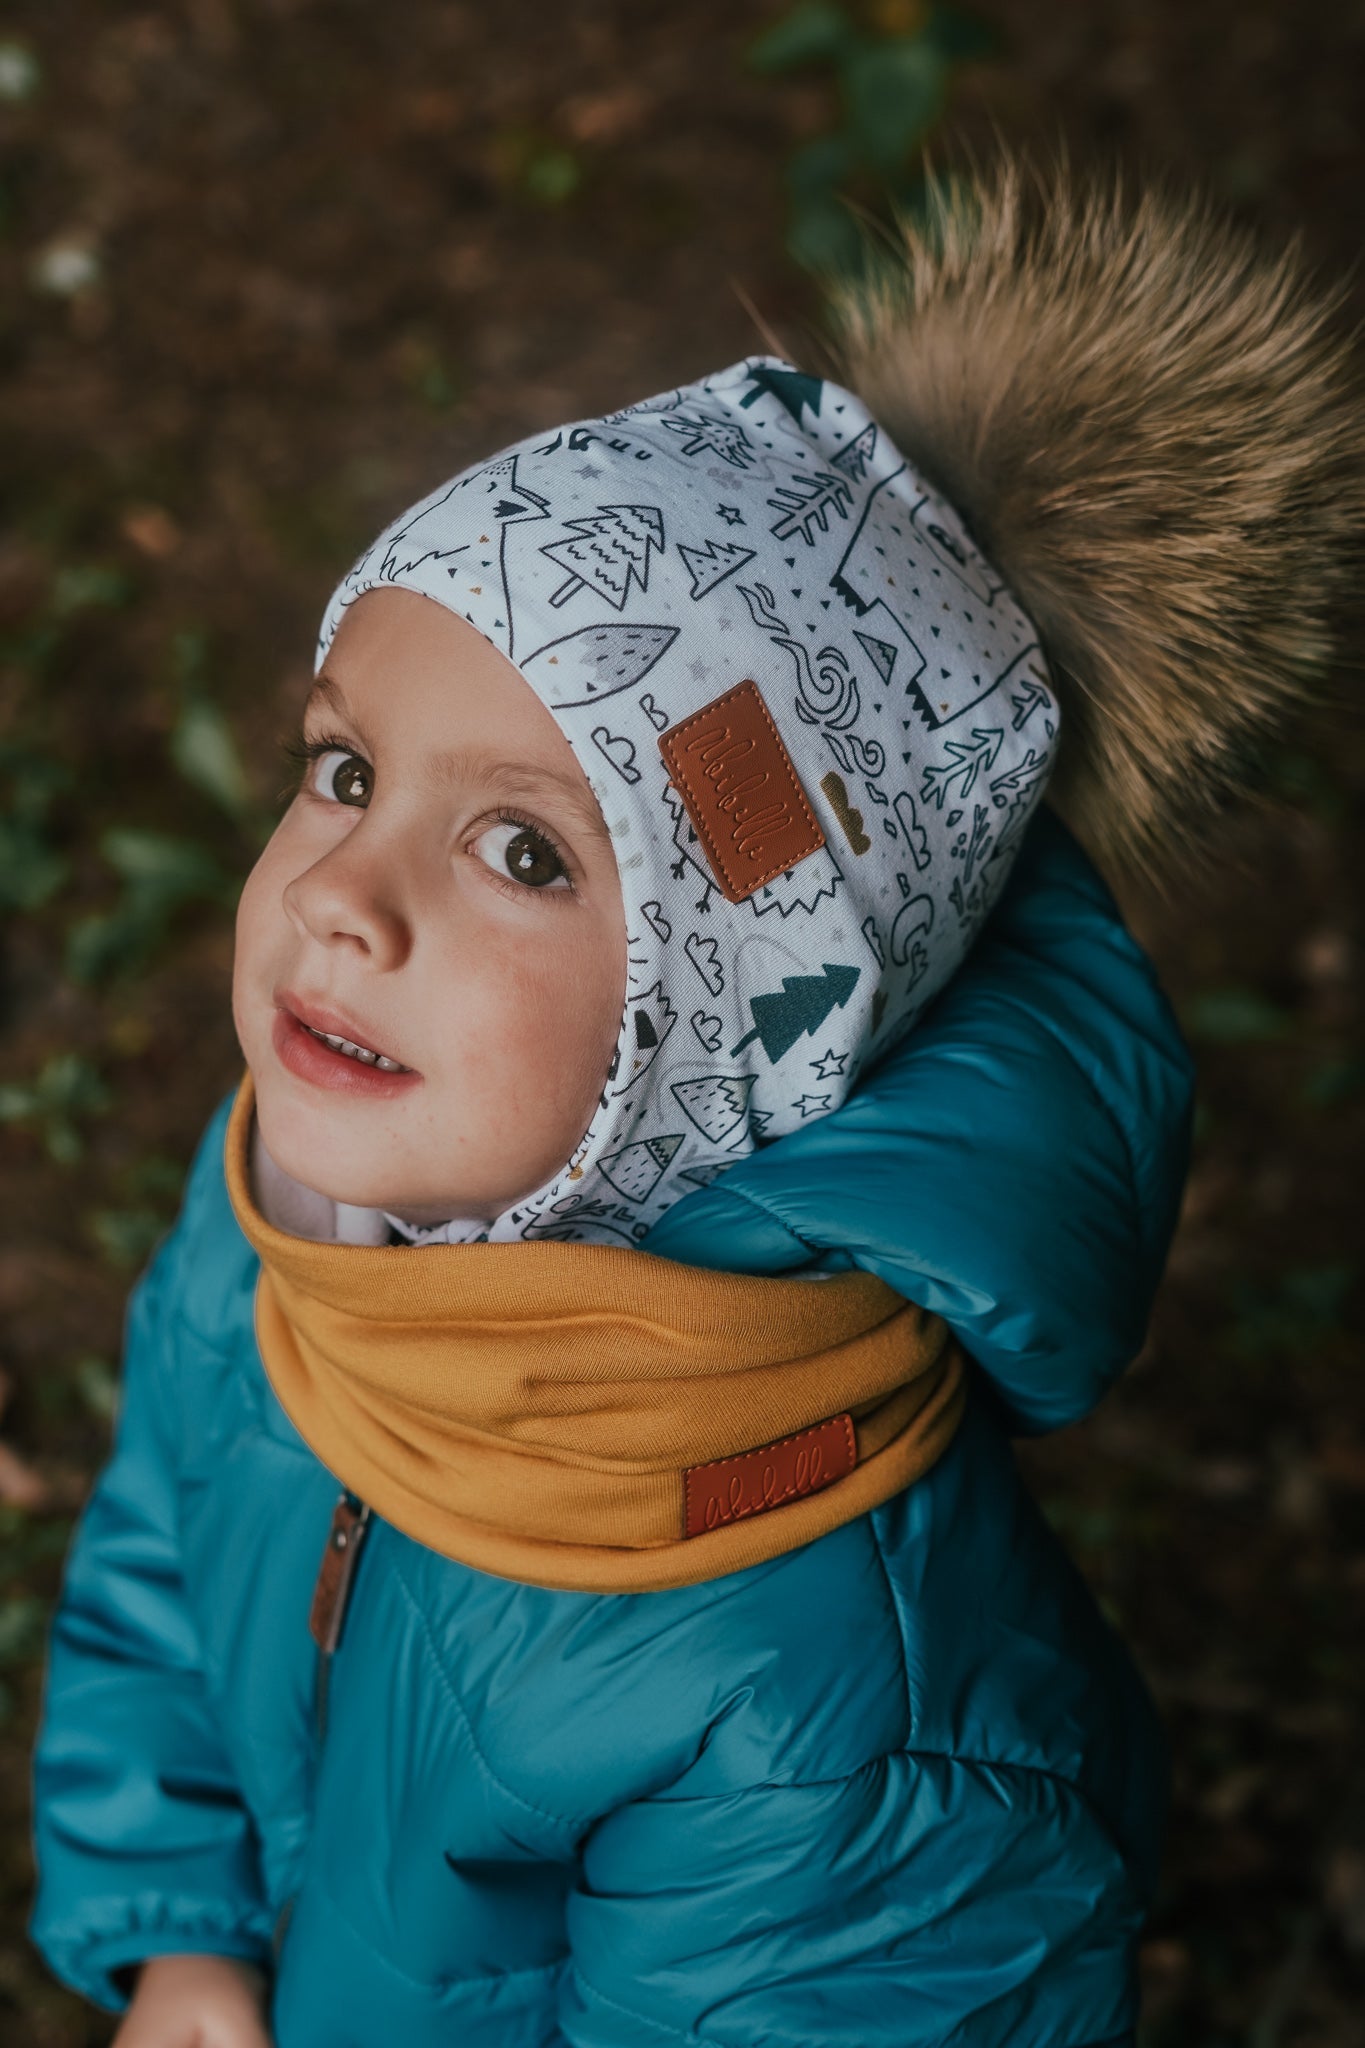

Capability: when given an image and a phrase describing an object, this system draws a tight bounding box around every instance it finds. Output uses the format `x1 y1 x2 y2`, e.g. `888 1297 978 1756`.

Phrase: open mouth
298 1021 408 1073
272 994 419 1095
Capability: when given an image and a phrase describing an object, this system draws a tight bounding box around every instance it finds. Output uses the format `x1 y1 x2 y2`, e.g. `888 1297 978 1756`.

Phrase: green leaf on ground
172 695 254 822
74 1357 120 1426
749 1 853 73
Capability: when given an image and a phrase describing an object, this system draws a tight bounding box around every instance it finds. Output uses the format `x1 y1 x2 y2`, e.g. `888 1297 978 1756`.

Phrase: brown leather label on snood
683 1413 856 1537
659 679 825 902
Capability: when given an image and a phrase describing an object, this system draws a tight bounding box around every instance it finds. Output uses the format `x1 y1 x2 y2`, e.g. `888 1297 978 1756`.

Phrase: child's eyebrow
305 672 611 846
429 749 613 844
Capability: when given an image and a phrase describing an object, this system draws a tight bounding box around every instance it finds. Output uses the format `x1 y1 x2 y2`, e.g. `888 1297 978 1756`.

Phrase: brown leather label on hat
683 1413 856 1538
658 678 825 903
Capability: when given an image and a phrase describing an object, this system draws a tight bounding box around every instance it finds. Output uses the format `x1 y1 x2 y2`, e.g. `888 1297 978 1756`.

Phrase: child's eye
310 749 373 807
470 813 573 895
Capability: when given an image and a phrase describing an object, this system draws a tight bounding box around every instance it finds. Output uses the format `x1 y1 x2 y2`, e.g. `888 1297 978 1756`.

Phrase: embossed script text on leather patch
658 679 825 903
683 1413 856 1538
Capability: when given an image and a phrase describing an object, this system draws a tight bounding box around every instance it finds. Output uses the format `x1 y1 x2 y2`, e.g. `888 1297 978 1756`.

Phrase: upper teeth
305 1024 403 1072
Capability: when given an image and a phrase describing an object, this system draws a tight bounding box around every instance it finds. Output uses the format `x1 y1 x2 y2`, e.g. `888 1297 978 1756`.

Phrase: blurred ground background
0 2 1362 2042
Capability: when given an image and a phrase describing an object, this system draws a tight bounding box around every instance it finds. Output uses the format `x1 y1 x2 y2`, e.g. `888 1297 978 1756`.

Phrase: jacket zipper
309 1491 372 1735
274 1491 372 1963
310 1492 372 1656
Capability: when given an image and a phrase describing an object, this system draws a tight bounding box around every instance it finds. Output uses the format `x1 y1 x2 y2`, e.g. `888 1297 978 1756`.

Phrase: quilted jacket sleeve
558 1751 1142 2048
643 807 1195 1433
28 1102 274 2013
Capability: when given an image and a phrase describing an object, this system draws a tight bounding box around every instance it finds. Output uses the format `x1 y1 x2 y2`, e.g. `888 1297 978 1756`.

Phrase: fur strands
831 156 1365 880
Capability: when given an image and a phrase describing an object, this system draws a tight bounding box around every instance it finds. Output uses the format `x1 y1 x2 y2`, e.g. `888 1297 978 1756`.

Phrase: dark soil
1 3 1362 2042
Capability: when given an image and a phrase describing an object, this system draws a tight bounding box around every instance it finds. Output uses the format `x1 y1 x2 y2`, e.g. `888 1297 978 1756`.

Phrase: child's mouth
299 1022 405 1071
272 998 419 1097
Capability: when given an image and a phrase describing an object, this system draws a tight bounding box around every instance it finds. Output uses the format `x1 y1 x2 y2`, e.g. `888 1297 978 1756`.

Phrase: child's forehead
303 627 612 845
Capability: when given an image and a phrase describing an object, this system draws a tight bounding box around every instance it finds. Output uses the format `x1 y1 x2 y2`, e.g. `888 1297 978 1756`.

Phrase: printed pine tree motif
950 841 1013 931
521 623 680 706
920 729 1004 810
950 803 994 888
831 422 878 482
677 537 756 600
671 1073 755 1145
599 1133 684 1203
730 963 861 1063
767 472 853 545
1009 665 1052 730
738 363 824 426
990 748 1050 806
988 745 1051 839
658 412 756 469
542 505 665 611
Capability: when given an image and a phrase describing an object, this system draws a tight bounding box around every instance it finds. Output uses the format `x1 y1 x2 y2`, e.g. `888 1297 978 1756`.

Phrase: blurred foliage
169 629 259 830
0 39 44 107
0 6 1362 2040
88 1154 186 1273
0 1054 110 1164
0 742 71 914
1228 1263 1354 1363
65 827 234 985
489 125 585 209
1183 987 1293 1045
749 0 995 274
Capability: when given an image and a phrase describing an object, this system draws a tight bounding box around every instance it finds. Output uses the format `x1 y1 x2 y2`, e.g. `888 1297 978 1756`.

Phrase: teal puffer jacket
29 811 1192 2047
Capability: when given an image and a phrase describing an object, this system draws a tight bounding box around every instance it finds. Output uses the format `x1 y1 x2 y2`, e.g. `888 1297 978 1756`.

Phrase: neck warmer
225 1077 966 1591
308 355 1058 1247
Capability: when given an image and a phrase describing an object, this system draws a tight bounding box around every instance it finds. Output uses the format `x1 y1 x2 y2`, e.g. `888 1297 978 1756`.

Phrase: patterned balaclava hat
315 357 1059 1248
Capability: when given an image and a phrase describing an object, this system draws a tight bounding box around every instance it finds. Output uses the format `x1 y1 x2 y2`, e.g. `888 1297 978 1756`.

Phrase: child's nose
283 830 411 971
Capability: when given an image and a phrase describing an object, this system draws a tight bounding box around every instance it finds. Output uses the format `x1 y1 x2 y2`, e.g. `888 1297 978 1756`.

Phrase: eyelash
281 729 347 790
280 729 578 903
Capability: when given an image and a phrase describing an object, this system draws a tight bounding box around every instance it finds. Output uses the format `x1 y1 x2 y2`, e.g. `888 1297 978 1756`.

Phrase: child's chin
255 1084 405 1212
256 1086 503 1222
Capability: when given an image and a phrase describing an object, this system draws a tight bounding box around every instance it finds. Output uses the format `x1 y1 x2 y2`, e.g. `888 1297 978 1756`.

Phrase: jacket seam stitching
385 1548 590 1832
866 1508 916 1741
751 1747 1134 1804
570 1960 728 2045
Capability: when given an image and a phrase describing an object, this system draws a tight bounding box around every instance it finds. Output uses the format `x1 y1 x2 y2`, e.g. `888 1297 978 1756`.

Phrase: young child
29 164 1360 2048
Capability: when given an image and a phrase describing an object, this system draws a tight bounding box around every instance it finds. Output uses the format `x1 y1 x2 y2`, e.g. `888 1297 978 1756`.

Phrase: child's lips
272 1001 421 1098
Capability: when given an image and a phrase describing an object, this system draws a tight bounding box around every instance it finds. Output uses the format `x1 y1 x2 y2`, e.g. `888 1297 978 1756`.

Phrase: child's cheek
466 918 603 1128
230 838 293 1059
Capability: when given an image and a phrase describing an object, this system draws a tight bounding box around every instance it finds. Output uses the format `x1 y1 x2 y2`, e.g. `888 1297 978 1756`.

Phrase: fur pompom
830 156 1365 881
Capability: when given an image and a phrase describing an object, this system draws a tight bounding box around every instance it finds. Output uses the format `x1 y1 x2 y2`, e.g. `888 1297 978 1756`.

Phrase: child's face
233 587 627 1225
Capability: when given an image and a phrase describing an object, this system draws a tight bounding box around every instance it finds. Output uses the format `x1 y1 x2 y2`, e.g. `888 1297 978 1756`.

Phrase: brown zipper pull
309 1494 371 1655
